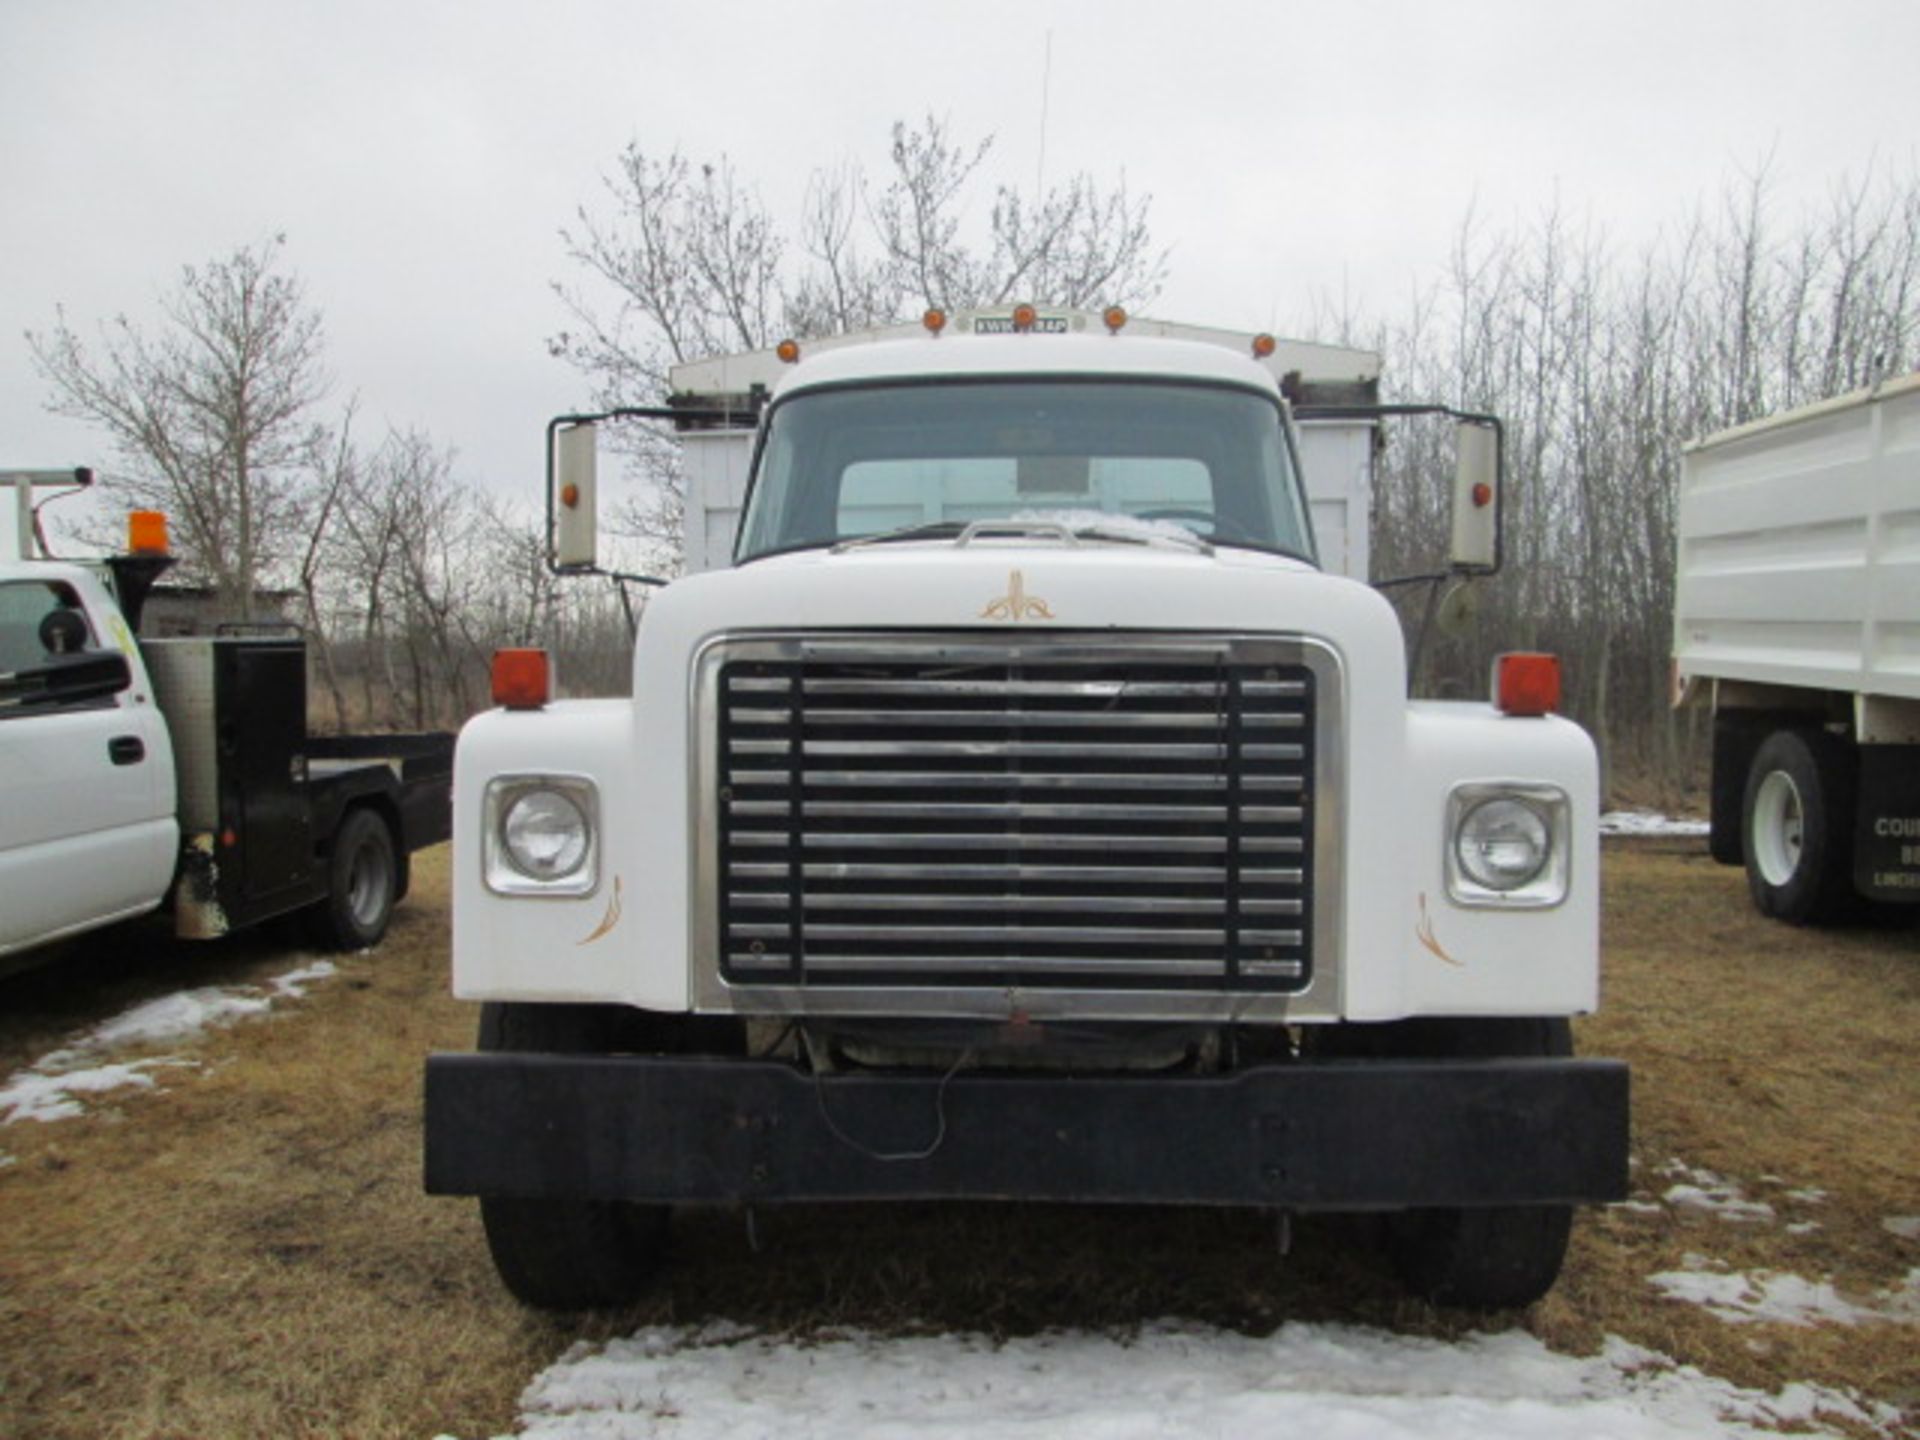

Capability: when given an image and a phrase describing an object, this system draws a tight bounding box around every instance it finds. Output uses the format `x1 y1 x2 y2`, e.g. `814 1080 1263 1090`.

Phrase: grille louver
711 639 1318 994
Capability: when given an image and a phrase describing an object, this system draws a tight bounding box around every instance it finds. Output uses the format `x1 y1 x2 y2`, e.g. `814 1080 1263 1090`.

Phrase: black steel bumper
424 1054 1629 1210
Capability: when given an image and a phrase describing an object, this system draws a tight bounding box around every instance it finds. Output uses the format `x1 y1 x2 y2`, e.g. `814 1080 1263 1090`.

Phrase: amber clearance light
1011 303 1038 332
492 648 552 709
775 338 801 363
923 307 947 334
1102 305 1128 333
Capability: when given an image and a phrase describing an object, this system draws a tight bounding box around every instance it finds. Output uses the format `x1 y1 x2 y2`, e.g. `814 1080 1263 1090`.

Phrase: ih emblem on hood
981 570 1054 622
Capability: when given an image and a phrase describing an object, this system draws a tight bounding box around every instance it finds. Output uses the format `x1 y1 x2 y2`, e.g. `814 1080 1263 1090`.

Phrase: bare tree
549 116 1168 575
1341 163 1920 799
27 237 331 617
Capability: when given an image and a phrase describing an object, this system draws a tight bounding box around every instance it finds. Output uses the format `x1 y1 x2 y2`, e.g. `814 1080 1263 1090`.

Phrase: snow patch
0 960 337 1135
1884 1216 1920 1241
1658 1162 1775 1223
1650 1259 1920 1328
471 1321 1904 1440
1611 1199 1665 1217
1598 811 1709 837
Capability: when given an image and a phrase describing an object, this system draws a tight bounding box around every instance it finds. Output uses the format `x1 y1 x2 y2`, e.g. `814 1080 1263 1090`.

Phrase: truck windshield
735 380 1315 563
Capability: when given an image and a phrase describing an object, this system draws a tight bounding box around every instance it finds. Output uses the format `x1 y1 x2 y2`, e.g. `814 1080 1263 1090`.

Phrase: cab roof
770 333 1285 401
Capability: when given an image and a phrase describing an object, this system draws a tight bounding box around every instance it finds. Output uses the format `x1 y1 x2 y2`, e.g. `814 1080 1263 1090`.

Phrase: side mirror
551 421 599 570
0 648 133 713
1448 420 1499 572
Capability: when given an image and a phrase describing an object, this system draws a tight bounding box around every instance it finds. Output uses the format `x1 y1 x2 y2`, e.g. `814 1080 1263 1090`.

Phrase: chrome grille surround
691 632 1344 1022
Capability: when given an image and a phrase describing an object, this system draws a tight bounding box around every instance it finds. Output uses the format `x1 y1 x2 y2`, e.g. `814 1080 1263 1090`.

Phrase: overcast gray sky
4 0 1916 514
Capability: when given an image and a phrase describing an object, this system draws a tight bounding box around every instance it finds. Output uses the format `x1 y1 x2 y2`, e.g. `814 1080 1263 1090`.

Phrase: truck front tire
1312 1016 1576 1309
475 1003 742 1311
310 807 398 950
1742 729 1855 924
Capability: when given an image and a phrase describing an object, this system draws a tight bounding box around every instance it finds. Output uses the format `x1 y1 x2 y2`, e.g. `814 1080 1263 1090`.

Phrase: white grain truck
425 307 1628 1311
1675 373 1920 923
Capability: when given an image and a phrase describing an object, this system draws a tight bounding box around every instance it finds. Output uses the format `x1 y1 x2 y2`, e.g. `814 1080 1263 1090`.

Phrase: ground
0 838 1914 1438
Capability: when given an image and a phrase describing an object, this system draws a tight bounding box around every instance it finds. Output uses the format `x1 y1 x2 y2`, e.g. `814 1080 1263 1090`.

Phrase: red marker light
1472 482 1493 509
492 648 552 710
1495 653 1561 717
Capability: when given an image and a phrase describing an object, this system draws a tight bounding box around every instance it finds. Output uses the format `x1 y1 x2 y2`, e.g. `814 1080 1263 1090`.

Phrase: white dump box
1676 372 1920 709
1676 372 1920 917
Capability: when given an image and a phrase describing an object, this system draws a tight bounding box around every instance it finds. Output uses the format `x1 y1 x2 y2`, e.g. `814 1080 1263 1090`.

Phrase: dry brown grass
0 838 1915 1436
1549 839 1920 1423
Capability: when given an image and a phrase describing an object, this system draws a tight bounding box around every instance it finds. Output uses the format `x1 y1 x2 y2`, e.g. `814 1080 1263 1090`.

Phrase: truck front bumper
424 1054 1629 1209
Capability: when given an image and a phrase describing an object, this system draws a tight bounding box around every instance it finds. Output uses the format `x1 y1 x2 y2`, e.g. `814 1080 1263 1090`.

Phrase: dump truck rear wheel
1742 728 1855 924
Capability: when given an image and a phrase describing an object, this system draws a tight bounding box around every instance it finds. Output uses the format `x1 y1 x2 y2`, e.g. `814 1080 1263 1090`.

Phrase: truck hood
635 541 1406 686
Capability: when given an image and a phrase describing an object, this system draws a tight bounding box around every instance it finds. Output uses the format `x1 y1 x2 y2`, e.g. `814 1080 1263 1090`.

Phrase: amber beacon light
127 510 170 555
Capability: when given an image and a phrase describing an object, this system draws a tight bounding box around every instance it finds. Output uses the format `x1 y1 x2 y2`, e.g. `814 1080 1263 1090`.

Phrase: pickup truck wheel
1315 1017 1575 1309
475 1002 704 1311
1742 729 1855 924
311 808 397 950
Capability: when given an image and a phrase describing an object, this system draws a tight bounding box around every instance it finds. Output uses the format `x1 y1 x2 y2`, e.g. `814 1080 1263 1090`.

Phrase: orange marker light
1102 306 1128 333
775 339 801 364
923 308 947 334
1252 334 1278 359
1012 303 1038 332
560 482 580 509
1472 481 1493 509
1495 653 1561 717
492 648 552 710
128 510 170 555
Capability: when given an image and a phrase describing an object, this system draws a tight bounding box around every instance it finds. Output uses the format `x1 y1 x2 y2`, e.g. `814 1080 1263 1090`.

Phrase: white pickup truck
0 471 452 970
1675 373 1920 922
425 308 1628 1312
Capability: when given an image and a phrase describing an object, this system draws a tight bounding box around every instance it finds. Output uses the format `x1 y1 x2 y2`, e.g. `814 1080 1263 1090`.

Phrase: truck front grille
706 636 1322 996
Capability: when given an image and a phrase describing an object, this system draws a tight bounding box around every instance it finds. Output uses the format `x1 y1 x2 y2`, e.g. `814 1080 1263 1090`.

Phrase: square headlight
1445 782 1571 908
482 774 600 897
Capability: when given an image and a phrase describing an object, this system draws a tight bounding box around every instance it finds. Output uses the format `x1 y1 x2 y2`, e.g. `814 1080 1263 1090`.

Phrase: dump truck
1675 372 1920 923
425 307 1628 1311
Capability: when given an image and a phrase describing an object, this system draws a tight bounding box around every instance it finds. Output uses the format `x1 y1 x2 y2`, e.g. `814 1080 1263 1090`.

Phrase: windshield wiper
1068 520 1214 556
830 521 969 553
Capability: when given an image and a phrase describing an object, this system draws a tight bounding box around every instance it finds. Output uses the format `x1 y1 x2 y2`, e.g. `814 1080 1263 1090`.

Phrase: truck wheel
1742 729 1854 924
1316 1016 1575 1309
311 808 398 950
475 1002 689 1311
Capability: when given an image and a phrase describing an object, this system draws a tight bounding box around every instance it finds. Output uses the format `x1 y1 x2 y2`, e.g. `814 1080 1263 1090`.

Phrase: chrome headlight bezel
482 774 600 897
1445 782 1571 908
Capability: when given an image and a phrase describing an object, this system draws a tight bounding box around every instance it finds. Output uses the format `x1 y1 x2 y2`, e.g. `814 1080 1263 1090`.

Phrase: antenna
1036 30 1053 196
